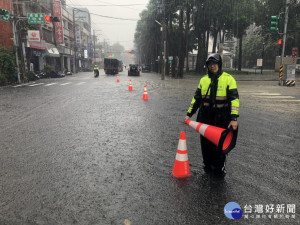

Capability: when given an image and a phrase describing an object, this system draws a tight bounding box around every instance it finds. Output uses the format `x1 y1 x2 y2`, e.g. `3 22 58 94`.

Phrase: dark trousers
200 135 226 171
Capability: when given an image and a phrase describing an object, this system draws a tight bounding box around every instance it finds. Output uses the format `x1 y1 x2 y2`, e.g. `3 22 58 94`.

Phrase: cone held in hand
185 120 237 154
128 80 133 91
172 131 190 178
143 85 148 100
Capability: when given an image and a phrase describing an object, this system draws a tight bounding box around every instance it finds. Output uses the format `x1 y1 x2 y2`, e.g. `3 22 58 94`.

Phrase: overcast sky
66 0 149 50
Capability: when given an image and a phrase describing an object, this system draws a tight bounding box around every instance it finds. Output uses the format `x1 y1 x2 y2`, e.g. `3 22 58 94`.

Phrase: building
71 7 93 71
0 0 14 50
1 0 76 77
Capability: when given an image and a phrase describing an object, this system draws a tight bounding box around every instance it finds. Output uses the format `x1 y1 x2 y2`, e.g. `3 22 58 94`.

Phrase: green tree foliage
134 0 300 75
134 0 162 68
0 48 16 85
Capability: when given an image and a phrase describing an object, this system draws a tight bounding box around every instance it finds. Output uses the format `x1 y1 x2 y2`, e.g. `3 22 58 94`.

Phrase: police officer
93 65 99 77
184 53 239 177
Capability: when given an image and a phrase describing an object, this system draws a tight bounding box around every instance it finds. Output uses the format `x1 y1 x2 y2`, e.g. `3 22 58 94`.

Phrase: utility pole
161 0 166 80
93 30 95 65
9 0 21 83
11 16 21 84
73 8 77 73
279 0 289 85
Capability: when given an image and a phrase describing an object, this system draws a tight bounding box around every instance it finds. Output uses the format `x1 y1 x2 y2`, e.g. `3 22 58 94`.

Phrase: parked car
142 64 150 72
128 64 140 76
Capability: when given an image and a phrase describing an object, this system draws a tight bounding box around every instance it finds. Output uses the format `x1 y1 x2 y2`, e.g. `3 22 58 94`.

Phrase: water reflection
170 170 233 224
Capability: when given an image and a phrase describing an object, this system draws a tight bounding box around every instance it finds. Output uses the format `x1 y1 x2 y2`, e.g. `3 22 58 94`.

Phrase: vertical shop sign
53 0 64 44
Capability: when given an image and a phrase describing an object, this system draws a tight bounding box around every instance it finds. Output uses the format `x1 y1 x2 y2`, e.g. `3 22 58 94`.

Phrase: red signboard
27 30 41 42
53 0 64 45
292 48 298 58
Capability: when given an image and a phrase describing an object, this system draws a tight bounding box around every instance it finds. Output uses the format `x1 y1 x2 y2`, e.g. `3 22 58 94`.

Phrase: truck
104 58 119 75
118 60 123 72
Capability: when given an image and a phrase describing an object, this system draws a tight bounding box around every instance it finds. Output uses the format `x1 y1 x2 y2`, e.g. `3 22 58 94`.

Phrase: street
0 71 299 225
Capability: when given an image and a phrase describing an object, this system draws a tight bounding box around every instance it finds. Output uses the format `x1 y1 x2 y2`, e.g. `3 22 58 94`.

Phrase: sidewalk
183 70 300 82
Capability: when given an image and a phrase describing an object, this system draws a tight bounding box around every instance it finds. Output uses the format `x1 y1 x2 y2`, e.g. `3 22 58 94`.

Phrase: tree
0 48 16 85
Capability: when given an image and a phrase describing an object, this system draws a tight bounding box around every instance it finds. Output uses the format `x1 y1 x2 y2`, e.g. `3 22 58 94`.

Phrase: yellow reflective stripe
231 98 239 115
187 97 196 113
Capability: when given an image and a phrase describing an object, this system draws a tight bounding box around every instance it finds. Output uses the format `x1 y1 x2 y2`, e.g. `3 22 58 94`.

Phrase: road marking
28 83 45 87
61 82 71 86
44 83 57 86
254 95 295 99
272 99 300 102
239 91 264 93
124 219 131 225
12 84 24 87
76 82 86 85
252 92 281 96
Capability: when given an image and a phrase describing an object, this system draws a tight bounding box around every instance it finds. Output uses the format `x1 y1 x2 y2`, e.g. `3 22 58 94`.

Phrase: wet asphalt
0 70 299 225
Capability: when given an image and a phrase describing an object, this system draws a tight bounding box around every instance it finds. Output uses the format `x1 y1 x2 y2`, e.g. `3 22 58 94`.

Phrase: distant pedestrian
184 53 239 177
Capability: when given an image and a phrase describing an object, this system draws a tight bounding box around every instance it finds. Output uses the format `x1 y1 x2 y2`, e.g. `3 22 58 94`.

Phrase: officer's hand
228 120 238 130
184 116 190 123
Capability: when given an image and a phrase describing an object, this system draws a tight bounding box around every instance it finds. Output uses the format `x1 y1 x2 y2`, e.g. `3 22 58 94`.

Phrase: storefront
44 43 60 70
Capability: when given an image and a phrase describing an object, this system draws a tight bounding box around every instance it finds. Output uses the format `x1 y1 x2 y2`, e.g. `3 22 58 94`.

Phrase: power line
67 4 146 7
89 12 139 21
66 5 139 21
88 0 145 11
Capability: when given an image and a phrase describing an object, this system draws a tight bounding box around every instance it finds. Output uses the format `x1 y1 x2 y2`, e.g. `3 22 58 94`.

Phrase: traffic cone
117 76 120 82
185 120 237 154
172 131 190 178
143 85 148 100
128 80 133 91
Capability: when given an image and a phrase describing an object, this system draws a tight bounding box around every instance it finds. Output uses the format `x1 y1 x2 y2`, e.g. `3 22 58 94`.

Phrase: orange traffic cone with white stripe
172 131 190 178
143 85 148 100
185 120 237 154
128 80 133 91
117 75 120 82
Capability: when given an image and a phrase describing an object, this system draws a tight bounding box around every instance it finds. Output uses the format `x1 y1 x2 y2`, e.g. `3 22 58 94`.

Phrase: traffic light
44 15 60 22
0 8 9 15
278 39 282 45
270 16 279 31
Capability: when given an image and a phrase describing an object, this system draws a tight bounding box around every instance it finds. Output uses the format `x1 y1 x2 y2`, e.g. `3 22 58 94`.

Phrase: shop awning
45 43 60 57
27 40 46 50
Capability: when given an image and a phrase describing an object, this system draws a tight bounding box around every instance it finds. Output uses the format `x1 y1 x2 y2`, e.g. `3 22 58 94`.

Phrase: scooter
94 70 99 78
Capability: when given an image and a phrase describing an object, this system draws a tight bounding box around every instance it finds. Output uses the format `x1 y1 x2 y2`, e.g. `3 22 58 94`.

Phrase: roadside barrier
185 120 237 154
128 80 133 91
143 85 148 100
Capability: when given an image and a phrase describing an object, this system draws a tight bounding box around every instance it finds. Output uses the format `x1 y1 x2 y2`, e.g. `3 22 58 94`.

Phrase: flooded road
0 71 299 224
